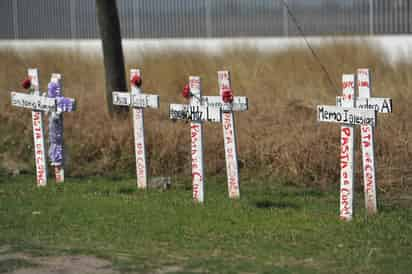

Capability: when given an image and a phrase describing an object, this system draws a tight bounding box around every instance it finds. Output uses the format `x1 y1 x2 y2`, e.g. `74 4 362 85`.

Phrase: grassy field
0 175 411 273
0 42 411 191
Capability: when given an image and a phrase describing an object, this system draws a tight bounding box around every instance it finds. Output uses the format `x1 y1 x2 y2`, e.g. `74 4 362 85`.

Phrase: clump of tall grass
0 42 411 191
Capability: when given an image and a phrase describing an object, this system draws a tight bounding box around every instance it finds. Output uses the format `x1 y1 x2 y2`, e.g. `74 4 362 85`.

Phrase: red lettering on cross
340 188 351 215
192 172 202 199
362 125 370 133
342 81 353 89
362 141 370 148
136 143 144 156
364 164 373 173
342 127 351 137
359 81 369 88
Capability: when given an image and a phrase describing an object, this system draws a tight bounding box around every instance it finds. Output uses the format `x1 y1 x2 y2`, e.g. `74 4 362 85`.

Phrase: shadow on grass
0 258 37 273
253 200 300 209
118 187 137 195
277 189 326 198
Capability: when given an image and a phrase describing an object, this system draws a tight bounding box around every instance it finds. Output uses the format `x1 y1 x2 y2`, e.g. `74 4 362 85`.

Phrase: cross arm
317 105 377 127
132 93 159 108
56 97 76 112
336 97 392 113
113 91 159 109
202 96 248 112
170 104 222 122
11 91 57 112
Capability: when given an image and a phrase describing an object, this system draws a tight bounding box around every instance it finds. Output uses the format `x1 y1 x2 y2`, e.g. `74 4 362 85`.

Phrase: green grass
0 175 411 273
0 258 37 273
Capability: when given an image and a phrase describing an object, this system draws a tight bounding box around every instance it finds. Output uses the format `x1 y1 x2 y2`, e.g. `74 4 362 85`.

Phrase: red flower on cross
21 78 31 90
222 88 234 103
131 74 142 87
182 84 191 99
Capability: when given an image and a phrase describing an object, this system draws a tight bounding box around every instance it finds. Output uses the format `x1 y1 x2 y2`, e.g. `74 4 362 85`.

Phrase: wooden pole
95 0 127 115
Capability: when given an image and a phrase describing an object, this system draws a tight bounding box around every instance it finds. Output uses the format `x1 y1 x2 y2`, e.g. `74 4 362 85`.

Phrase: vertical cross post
112 69 160 189
190 77 205 203
30 69 48 186
218 71 240 199
357 68 377 215
170 76 222 203
339 74 356 221
47 73 76 183
10 69 48 186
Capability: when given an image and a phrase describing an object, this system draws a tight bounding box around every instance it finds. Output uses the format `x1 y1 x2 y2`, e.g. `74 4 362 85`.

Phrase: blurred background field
0 42 411 192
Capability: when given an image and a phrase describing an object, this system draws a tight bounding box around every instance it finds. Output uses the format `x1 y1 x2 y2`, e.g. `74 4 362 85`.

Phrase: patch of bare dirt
0 246 188 274
0 247 119 274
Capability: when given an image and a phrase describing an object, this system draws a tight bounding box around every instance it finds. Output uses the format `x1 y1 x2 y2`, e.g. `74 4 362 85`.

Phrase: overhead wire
280 0 339 94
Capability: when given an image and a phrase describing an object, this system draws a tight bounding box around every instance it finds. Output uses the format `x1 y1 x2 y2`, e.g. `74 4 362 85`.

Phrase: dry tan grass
0 42 411 191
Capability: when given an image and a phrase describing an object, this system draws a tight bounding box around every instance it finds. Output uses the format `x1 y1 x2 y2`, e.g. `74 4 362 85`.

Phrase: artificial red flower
22 78 31 89
222 88 234 103
182 84 191 99
131 74 142 87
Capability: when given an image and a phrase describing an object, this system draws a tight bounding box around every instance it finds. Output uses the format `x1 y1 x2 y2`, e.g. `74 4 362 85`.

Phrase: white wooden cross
10 69 77 186
112 69 160 189
337 69 393 215
170 76 222 203
47 73 76 183
202 70 248 199
317 74 377 221
10 69 49 186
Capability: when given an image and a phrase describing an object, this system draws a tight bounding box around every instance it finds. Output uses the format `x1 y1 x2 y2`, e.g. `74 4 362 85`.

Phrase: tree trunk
95 0 127 115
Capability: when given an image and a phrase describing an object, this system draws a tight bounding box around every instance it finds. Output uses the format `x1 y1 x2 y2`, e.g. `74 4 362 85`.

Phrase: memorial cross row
112 69 160 189
169 76 222 203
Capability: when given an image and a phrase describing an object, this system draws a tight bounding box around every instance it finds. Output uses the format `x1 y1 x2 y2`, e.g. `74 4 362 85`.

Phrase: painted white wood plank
339 74 356 221
217 70 240 199
130 69 148 189
112 92 132 106
113 91 159 109
131 94 159 109
336 96 392 113
358 68 378 215
169 104 221 122
317 105 376 126
28 68 48 186
202 96 248 112
10 92 56 112
189 76 205 203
